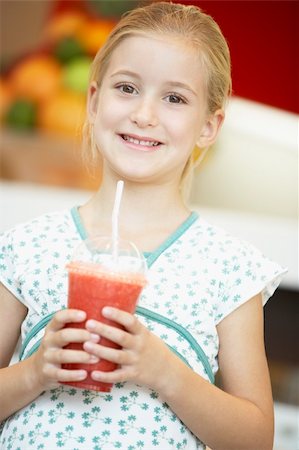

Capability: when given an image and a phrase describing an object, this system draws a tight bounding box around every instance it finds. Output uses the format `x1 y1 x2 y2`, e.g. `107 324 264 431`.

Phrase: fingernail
86 319 96 329
76 311 86 319
89 355 99 363
84 341 94 351
77 371 87 379
90 333 100 343
102 307 112 317
91 371 101 380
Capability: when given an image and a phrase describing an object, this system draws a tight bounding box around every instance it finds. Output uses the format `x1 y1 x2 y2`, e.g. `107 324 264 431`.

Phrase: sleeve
0 228 24 301
214 237 288 324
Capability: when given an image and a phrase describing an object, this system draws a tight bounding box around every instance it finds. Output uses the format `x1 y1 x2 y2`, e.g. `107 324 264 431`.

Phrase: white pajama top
0 207 286 449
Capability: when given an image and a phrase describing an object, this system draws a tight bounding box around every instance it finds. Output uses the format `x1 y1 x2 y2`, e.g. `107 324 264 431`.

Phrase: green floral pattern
0 209 285 449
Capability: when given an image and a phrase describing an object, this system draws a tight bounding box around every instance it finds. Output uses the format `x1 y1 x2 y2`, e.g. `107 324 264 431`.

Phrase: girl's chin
104 158 156 176
111 171 156 183
105 163 163 183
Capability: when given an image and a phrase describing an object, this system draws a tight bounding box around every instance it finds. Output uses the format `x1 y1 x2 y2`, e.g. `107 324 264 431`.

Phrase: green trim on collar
71 206 88 240
146 211 198 268
70 206 198 267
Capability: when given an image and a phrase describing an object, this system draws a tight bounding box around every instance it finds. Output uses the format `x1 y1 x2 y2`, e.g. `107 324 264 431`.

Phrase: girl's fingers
83 341 131 366
45 348 99 365
91 307 139 332
47 309 86 332
51 366 88 383
85 320 132 348
102 307 140 332
85 308 141 343
58 369 87 382
49 328 99 347
91 367 131 384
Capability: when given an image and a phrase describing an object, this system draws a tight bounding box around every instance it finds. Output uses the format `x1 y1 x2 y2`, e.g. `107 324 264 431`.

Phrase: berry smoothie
62 261 146 392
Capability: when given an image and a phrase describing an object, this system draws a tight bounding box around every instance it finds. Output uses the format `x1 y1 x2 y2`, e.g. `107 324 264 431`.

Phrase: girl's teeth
123 135 159 146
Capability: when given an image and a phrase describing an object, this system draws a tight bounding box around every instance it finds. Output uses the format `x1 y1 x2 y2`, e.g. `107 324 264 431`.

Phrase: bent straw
112 180 124 262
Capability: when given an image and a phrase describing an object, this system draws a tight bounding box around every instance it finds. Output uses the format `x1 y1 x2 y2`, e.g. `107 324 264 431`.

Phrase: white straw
112 180 124 262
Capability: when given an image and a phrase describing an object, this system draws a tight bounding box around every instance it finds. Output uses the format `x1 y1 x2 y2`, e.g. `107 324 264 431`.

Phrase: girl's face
88 34 223 185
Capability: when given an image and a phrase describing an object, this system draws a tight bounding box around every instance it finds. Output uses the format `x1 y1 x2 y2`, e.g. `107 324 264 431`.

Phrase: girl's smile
118 133 163 152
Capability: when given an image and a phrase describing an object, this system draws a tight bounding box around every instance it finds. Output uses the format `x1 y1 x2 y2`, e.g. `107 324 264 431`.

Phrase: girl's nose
129 97 158 128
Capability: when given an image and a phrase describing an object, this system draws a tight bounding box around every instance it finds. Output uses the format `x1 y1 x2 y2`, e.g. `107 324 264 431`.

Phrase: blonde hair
83 1 231 197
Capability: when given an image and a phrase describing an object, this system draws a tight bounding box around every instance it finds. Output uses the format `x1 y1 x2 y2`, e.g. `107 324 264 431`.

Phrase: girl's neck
79 178 191 252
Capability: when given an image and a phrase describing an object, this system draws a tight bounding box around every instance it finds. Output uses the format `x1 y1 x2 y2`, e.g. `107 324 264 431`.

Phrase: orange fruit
38 89 86 137
44 11 87 43
10 55 62 104
0 78 13 122
76 19 115 55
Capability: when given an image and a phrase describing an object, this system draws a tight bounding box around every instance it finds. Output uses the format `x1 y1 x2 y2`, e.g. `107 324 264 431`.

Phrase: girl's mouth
120 134 162 150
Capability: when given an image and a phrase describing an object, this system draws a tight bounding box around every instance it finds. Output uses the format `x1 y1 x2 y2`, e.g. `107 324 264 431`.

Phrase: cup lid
70 236 147 275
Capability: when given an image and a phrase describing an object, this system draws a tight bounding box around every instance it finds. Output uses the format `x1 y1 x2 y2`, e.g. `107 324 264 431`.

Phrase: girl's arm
0 283 99 422
160 293 274 450
0 283 41 421
85 294 273 450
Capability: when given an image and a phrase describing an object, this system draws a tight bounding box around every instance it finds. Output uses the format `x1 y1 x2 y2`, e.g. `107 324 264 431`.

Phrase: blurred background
0 1 298 448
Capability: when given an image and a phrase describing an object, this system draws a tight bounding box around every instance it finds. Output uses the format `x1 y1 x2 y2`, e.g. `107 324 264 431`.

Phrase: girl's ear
87 81 99 124
196 109 225 149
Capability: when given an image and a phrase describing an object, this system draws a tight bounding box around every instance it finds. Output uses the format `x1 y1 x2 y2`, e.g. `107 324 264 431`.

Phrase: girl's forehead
106 33 203 75
115 32 198 56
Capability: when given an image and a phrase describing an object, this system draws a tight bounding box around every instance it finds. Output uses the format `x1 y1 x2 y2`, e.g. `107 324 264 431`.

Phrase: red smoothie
62 261 146 392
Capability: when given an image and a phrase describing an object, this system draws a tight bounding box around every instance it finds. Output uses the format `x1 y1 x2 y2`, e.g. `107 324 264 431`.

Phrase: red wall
179 1 299 114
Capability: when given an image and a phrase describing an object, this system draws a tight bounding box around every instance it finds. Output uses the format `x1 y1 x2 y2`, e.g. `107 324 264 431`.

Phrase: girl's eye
166 93 186 104
117 84 137 95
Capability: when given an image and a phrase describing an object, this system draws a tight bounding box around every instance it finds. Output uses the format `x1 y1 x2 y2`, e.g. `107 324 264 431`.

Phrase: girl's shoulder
189 212 287 320
0 208 75 242
0 208 79 274
190 212 259 256
0 208 79 304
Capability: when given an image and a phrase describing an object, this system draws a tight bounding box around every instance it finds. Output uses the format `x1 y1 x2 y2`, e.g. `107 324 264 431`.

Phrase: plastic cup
62 236 147 392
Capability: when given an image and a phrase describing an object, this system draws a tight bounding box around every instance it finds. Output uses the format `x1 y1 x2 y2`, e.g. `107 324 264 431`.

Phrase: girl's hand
84 307 172 392
31 309 100 391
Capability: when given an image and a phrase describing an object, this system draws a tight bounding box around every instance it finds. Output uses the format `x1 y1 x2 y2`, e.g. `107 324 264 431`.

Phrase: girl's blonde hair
83 1 231 197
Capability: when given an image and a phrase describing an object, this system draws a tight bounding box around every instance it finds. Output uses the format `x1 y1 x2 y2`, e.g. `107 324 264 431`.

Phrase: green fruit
5 99 37 130
62 57 92 93
54 37 85 64
87 0 138 17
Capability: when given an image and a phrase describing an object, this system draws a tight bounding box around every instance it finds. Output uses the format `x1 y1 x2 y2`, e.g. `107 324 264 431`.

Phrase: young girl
0 2 286 449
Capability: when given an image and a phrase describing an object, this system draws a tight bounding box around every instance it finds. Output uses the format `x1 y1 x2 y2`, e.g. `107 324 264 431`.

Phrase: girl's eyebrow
166 81 198 97
110 70 197 97
110 69 140 79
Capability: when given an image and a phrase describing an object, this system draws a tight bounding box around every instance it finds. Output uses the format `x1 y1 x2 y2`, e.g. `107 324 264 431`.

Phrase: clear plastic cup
62 236 147 392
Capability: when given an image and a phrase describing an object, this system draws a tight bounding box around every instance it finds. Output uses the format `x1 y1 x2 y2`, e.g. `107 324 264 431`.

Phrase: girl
0 2 286 449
